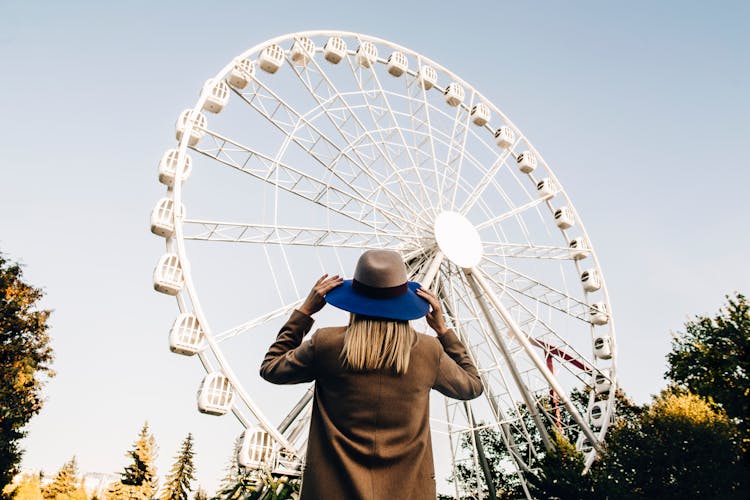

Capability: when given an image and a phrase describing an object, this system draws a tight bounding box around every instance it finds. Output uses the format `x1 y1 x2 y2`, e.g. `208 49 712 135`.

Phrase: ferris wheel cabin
554 206 575 229
416 65 438 90
197 372 234 415
581 268 602 292
444 82 465 107
259 44 284 74
323 37 347 64
169 313 204 356
536 178 557 198
356 41 378 68
153 253 184 296
594 369 613 394
589 302 610 325
568 237 590 260
201 79 229 114
593 335 613 360
175 110 207 147
470 103 491 126
290 37 315 66
494 126 516 149
238 427 275 469
158 149 192 187
386 51 408 77
150 198 180 238
227 59 255 89
516 150 537 173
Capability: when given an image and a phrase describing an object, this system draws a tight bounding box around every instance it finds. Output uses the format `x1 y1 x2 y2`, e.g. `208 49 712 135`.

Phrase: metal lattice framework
151 31 618 499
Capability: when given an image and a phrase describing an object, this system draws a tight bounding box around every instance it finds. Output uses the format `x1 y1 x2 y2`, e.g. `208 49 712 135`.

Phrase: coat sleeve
432 329 483 400
259 309 317 384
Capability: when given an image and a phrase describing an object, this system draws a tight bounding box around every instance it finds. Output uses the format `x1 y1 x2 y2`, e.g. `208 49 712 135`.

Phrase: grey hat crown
353 250 407 288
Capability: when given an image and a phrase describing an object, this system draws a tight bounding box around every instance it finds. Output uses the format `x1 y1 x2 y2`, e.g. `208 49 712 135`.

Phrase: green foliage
212 439 300 500
666 292 749 453
593 390 747 499
160 433 195 500
3 472 42 500
42 456 88 500
0 253 55 491
530 431 594 500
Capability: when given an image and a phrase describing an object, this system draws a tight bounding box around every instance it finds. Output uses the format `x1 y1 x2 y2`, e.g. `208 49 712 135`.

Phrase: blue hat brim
325 280 430 321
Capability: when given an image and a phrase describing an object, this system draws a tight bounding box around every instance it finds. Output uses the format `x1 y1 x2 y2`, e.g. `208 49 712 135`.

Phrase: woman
260 249 483 499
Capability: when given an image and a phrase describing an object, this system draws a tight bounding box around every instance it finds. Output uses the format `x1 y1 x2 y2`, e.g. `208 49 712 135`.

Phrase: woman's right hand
298 274 343 317
416 287 449 336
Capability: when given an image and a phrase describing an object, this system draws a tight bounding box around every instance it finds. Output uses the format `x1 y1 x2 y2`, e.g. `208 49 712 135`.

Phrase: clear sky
1 0 748 495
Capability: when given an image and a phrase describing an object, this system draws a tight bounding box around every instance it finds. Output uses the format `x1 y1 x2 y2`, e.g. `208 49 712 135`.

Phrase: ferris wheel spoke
192 131 424 233
447 266 554 451
342 52 436 216
213 300 303 344
457 144 518 215
466 266 602 451
230 78 422 230
182 219 411 249
287 54 434 225
482 241 579 260
475 193 555 231
438 275 540 469
442 94 474 210
480 256 592 324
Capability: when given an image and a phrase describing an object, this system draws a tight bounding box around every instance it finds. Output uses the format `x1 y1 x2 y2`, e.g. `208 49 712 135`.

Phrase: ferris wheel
150 31 618 498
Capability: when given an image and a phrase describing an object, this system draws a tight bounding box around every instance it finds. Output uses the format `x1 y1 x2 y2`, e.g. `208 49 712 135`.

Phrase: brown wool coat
260 310 483 500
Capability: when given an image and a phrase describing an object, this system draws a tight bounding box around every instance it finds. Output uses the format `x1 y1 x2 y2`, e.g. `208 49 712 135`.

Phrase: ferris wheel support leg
438 284 538 473
467 267 602 453
278 384 314 434
461 270 554 452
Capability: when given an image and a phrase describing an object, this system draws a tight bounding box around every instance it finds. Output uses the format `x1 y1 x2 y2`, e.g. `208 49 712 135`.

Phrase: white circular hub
434 211 483 268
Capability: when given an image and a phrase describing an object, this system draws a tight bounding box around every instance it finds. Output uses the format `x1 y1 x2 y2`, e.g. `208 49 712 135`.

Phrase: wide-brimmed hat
325 249 429 321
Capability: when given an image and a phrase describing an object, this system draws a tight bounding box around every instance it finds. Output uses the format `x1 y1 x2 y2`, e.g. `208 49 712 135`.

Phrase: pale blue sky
1 0 748 494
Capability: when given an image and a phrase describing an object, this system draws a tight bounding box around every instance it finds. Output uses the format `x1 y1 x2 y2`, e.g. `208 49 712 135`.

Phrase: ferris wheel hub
433 211 483 268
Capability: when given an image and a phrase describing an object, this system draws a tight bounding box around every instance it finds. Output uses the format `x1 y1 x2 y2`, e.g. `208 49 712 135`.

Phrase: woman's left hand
298 274 344 316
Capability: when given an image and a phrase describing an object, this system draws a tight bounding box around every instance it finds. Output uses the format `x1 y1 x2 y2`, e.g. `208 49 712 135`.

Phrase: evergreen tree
0 252 55 492
120 422 159 499
160 433 195 500
529 431 594 500
42 456 79 499
193 488 208 500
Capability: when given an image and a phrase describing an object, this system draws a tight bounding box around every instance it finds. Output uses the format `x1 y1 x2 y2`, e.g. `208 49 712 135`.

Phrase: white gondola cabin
323 37 347 64
568 237 590 260
169 313 204 356
590 301 609 325
386 51 408 77
578 435 594 454
444 82 465 107
554 206 575 229
197 372 234 415
594 369 612 394
516 150 537 173
153 253 184 295
227 59 255 89
581 268 602 292
150 197 181 238
158 149 193 187
175 110 207 147
416 65 437 90
201 79 230 114
470 103 490 126
494 126 516 149
238 428 275 468
290 37 314 66
356 41 378 68
590 401 607 427
593 335 613 360
259 44 284 74
536 178 557 198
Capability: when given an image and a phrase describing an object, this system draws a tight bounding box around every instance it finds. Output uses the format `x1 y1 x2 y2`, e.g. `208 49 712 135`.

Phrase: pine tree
42 456 80 499
120 422 159 499
193 488 208 500
160 433 195 500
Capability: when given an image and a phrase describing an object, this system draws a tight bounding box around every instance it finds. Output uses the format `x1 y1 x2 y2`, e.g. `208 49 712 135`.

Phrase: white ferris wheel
150 31 618 498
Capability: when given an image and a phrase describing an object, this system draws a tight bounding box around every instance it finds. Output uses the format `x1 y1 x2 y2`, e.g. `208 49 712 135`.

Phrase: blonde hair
341 314 416 375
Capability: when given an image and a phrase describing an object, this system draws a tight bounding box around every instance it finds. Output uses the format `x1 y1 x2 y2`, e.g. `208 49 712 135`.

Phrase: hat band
352 279 408 299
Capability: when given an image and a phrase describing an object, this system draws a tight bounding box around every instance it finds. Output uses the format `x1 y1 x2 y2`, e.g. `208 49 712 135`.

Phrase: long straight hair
341 314 416 375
